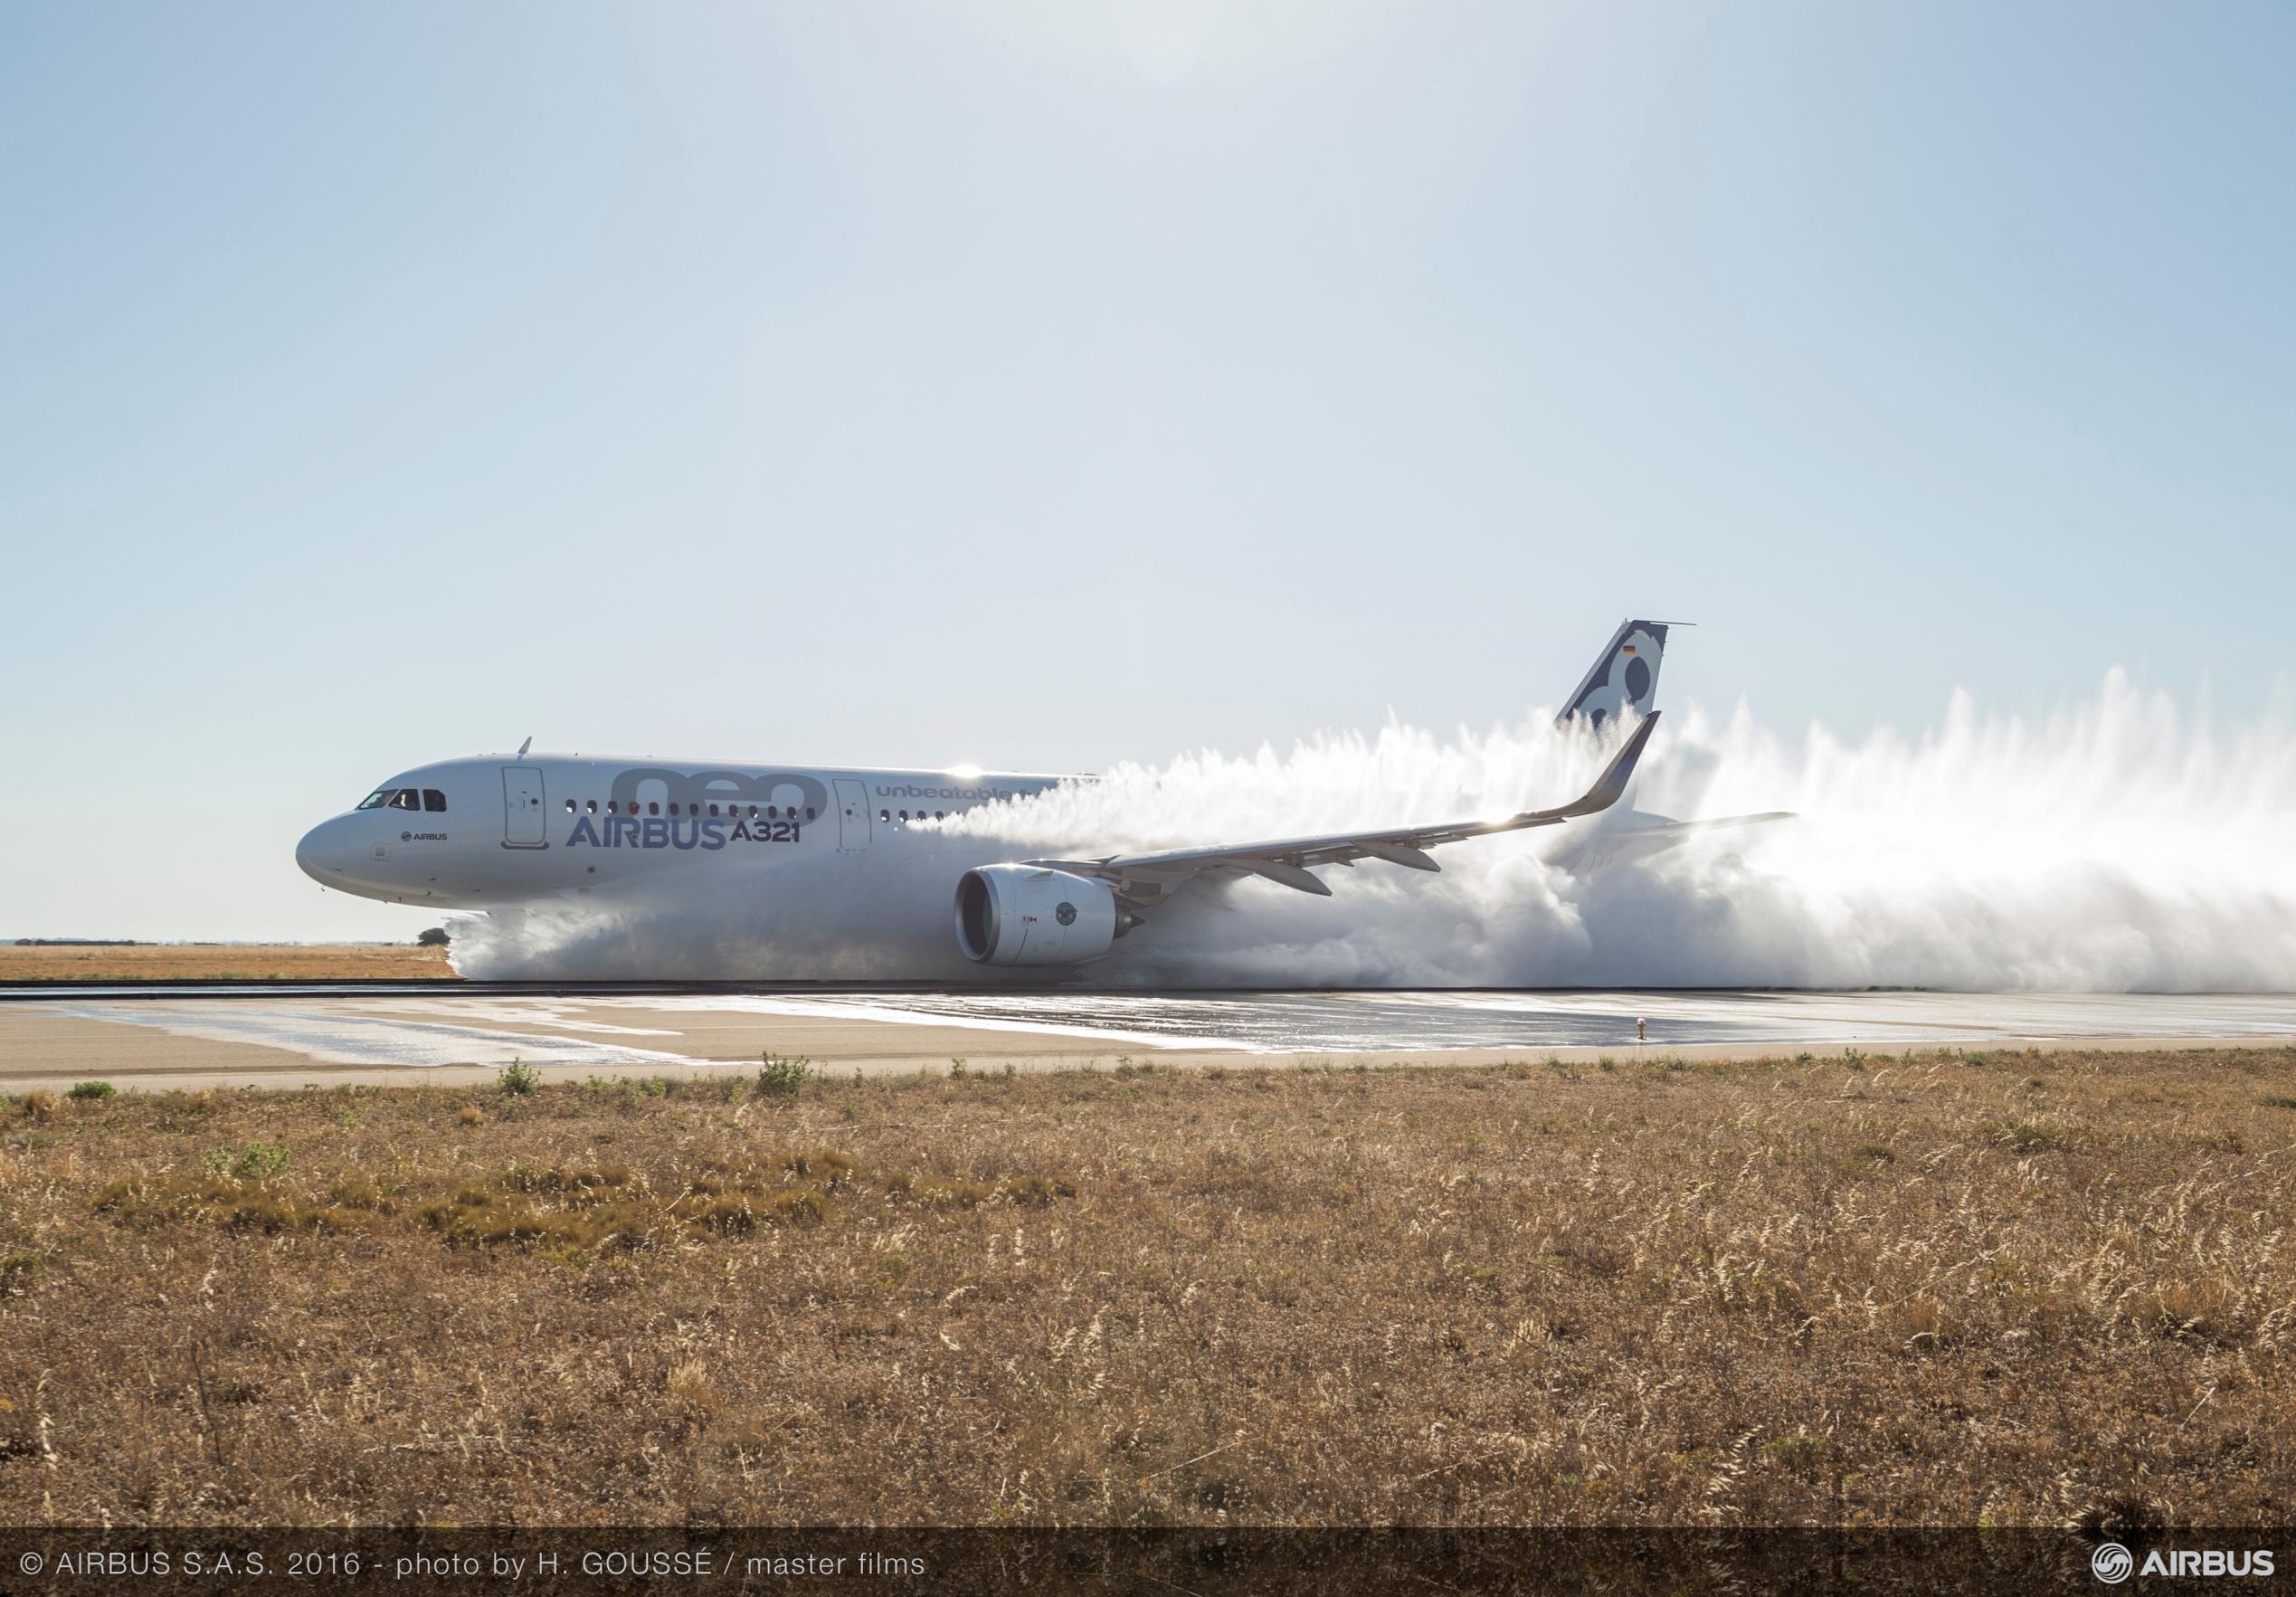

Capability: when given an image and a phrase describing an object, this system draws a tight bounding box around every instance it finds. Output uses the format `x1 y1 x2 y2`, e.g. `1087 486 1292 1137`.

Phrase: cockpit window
357 785 440 811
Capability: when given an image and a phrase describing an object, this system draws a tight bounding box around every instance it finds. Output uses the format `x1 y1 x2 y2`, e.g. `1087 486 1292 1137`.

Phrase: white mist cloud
453 671 2296 991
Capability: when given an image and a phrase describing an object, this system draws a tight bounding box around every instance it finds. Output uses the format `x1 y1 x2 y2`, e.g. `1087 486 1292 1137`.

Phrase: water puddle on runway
52 1003 696 1069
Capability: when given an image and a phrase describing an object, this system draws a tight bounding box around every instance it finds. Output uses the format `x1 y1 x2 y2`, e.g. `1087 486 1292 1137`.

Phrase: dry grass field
0 943 453 983
1 1045 2291 1528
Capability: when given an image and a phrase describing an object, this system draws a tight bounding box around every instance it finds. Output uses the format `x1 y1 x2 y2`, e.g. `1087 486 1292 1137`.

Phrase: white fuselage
296 755 1083 977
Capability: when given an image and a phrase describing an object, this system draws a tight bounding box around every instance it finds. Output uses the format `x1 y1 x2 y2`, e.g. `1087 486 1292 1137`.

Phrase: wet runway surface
5 988 2292 1083
786 988 2296 1052
735 993 2296 1057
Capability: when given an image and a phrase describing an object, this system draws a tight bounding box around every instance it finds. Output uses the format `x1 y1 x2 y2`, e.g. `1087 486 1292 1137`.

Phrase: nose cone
296 820 344 884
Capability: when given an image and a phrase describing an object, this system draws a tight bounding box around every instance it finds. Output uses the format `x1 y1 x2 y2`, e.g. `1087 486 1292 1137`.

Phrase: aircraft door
834 778 870 851
503 766 547 848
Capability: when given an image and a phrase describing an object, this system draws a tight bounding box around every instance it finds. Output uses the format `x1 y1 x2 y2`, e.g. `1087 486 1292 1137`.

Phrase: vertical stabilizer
1558 618 1673 731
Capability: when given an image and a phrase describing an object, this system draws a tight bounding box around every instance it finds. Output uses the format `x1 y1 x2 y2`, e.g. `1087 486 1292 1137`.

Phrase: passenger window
565 799 576 813
586 800 597 813
606 801 618 814
935 812 945 821
805 806 817 821
424 790 447 812
648 802 659 816
879 810 890 822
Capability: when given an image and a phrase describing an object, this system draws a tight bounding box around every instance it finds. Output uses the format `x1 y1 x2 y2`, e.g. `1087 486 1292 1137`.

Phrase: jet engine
954 865 1124 966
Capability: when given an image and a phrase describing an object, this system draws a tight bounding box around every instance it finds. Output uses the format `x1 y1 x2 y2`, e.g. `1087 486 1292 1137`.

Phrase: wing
1029 712 1661 908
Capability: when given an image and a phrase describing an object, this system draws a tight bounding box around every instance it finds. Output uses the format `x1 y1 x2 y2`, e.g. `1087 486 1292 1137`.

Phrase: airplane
294 622 1772 975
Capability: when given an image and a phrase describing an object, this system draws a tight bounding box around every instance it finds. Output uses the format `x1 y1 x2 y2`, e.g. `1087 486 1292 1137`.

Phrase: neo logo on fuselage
605 767 830 817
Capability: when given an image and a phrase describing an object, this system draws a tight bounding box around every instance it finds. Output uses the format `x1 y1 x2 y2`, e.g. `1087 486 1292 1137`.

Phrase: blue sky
3 2 2289 938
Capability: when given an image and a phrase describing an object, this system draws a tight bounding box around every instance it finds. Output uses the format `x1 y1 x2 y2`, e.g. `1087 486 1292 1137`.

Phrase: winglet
1549 711 1659 819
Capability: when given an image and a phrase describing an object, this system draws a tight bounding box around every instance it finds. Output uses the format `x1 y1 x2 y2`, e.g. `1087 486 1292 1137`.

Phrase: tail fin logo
1560 619 1671 730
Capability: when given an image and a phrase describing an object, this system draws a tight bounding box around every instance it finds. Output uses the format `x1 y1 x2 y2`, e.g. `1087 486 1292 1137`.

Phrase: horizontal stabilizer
1545 806 1794 877
1615 812 1795 841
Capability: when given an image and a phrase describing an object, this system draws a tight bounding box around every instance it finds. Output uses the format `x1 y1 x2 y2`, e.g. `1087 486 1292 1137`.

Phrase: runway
2 987 2290 1092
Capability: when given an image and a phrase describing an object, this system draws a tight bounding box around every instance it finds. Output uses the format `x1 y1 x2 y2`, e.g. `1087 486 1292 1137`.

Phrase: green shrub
68 1080 117 1101
498 1058 542 1097
1761 1432 1828 1474
205 1141 291 1182
756 1053 813 1098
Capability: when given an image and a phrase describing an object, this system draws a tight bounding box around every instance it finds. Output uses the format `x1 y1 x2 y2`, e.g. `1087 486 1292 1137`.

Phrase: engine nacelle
954 865 1120 966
